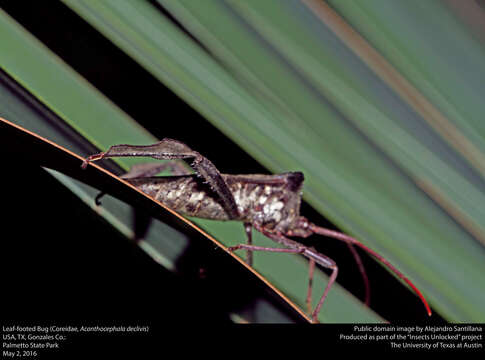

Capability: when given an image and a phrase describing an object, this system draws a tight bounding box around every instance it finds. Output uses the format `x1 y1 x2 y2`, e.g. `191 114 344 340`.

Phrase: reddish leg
345 242 370 306
294 245 338 323
307 222 432 316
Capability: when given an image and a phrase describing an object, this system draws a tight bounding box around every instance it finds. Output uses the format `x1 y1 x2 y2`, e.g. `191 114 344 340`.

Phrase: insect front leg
82 139 240 220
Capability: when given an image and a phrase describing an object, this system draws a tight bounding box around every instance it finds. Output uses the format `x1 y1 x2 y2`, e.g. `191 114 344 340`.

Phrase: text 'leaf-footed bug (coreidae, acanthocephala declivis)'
81 138 432 323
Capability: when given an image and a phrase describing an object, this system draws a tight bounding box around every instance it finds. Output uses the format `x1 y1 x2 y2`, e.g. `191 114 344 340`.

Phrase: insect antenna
308 223 432 316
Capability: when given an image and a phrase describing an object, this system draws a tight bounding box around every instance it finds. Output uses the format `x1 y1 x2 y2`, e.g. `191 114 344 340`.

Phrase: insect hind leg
82 139 240 220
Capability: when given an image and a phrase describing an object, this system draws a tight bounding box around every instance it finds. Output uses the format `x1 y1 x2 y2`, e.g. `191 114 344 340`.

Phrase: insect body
128 172 305 233
82 138 431 322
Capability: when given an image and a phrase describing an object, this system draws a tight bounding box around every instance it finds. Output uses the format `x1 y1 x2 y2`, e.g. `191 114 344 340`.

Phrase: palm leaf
2 0 485 322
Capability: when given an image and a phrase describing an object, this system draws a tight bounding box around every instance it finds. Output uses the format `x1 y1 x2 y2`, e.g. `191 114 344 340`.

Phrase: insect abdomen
126 175 232 220
127 173 302 229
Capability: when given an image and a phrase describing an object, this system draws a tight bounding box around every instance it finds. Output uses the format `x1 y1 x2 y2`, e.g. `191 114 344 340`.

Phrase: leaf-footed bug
82 138 432 322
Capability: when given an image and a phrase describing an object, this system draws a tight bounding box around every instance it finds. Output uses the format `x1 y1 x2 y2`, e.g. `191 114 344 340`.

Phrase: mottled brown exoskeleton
82 138 431 322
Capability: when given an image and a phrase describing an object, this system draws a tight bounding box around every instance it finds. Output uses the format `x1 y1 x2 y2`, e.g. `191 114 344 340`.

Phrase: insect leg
306 257 315 315
243 222 253 266
291 218 370 306
303 247 338 323
227 243 305 254
344 242 370 305
82 139 240 220
229 235 338 323
255 227 338 323
307 222 431 316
